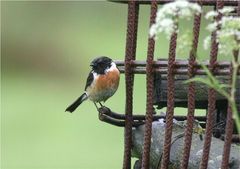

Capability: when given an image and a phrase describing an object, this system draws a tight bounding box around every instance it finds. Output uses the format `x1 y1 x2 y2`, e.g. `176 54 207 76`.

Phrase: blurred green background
1 1 221 169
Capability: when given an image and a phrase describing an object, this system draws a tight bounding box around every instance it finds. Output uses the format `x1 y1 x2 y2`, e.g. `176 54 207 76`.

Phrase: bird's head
90 56 113 74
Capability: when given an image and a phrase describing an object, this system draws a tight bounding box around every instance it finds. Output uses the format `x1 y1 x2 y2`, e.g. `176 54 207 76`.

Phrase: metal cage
98 0 240 169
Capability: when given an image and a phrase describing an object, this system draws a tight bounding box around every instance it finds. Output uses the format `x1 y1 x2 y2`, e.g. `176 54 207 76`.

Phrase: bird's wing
84 71 94 91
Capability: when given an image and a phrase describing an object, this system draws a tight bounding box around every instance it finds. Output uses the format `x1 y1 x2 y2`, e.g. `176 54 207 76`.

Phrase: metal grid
100 0 240 169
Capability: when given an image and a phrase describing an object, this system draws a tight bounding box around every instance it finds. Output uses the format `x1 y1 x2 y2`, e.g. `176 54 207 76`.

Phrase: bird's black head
90 56 113 74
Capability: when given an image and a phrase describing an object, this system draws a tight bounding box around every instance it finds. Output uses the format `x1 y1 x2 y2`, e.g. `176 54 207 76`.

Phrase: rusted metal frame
180 7 202 169
199 1 224 169
98 106 208 129
103 112 207 121
111 0 238 6
98 113 208 128
99 112 144 127
115 60 239 75
159 33 178 169
141 1 158 168
115 60 232 68
123 1 139 169
98 106 207 121
220 96 234 168
117 66 238 75
221 2 240 167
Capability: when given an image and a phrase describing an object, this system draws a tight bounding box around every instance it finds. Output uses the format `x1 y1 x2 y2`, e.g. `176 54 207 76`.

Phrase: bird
65 56 120 113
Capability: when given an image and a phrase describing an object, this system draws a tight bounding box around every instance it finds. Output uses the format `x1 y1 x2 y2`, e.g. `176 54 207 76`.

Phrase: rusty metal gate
98 0 240 169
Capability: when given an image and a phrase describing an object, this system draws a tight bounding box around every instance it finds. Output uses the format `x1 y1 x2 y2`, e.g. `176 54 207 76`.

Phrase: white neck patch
105 62 117 73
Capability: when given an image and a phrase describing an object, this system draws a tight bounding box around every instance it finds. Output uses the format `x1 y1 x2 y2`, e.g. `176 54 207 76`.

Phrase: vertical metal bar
220 95 234 168
141 1 157 169
221 2 240 168
123 1 139 169
199 1 224 169
180 6 202 169
159 32 178 169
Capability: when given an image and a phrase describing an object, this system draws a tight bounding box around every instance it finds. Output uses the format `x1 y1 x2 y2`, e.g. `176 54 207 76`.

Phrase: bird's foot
98 106 111 115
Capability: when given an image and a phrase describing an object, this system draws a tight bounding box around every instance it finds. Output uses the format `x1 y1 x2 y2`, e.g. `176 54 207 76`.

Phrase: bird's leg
94 102 99 110
99 102 103 107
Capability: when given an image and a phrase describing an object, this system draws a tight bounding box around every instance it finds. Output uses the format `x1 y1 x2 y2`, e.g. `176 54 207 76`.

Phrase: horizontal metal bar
98 106 206 121
99 113 145 127
110 0 239 6
115 60 232 68
117 67 238 75
115 60 240 75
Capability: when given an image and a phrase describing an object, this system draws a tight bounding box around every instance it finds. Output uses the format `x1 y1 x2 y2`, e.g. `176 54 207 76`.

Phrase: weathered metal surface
153 74 240 109
181 8 202 169
199 1 224 168
115 60 240 76
132 122 240 169
159 30 178 169
123 1 139 169
106 1 240 169
141 1 157 169
221 2 240 167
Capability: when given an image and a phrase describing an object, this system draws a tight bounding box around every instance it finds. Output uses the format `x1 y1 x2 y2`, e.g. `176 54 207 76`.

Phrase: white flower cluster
205 7 235 20
203 36 211 51
149 0 202 39
177 30 193 55
205 7 235 32
204 7 240 55
217 16 240 55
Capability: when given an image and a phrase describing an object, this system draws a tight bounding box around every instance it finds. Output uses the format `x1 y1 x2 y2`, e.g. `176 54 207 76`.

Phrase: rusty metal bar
117 65 239 75
115 60 233 68
110 0 238 6
101 110 207 121
98 112 144 127
199 1 224 169
115 60 240 75
159 33 178 169
221 2 240 167
221 106 234 168
98 106 207 126
123 1 139 169
180 6 202 169
141 1 157 168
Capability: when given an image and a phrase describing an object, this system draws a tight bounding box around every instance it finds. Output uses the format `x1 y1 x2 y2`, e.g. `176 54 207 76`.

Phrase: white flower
205 7 235 20
150 0 202 39
204 9 240 55
203 36 211 50
149 24 158 38
205 11 218 20
177 31 193 55
218 7 235 14
220 16 240 30
206 22 218 32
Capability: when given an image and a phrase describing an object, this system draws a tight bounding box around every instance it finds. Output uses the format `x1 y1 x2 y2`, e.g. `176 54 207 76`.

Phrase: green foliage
185 62 240 132
184 63 230 99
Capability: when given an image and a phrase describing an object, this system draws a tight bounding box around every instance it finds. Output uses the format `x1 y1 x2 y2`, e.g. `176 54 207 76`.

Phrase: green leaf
184 62 231 99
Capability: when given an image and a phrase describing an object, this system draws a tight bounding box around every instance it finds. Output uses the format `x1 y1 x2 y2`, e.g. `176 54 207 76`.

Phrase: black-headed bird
65 56 120 113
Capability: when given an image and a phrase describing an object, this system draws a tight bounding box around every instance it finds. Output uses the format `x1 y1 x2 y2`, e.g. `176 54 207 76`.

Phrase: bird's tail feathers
65 93 88 113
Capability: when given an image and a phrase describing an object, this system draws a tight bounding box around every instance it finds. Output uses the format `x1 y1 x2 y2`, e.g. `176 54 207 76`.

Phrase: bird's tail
65 93 88 113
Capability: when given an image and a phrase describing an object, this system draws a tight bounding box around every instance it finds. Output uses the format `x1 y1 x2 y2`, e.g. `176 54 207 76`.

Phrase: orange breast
96 69 120 91
86 68 120 102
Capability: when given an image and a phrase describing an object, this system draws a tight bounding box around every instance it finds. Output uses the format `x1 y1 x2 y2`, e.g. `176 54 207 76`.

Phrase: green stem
229 59 240 132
